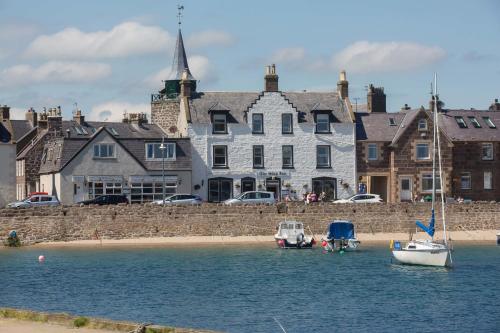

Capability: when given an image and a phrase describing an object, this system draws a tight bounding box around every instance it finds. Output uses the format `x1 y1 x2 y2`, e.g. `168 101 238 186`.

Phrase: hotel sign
257 171 289 177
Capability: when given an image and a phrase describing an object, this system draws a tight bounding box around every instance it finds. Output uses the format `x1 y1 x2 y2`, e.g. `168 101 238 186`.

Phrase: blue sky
1 0 499 121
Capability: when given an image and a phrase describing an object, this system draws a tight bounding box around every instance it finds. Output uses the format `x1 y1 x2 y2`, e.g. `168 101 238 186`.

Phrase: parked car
7 195 60 208
78 194 129 206
224 191 276 205
153 194 202 205
334 194 383 204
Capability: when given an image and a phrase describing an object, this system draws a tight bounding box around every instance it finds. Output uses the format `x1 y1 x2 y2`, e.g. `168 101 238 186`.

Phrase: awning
87 175 123 182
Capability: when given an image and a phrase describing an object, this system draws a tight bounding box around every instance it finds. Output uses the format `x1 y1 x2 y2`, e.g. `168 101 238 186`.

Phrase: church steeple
162 5 196 99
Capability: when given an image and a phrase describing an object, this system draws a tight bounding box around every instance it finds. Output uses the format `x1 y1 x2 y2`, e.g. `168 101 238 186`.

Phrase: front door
265 177 281 201
241 177 255 193
400 177 412 202
73 181 85 203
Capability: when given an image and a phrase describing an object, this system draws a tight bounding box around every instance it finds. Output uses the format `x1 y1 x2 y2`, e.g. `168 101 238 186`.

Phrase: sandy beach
27 230 498 248
0 318 116 333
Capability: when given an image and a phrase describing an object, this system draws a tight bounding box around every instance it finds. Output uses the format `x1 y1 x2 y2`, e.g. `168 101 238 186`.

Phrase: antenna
353 97 360 112
177 5 184 27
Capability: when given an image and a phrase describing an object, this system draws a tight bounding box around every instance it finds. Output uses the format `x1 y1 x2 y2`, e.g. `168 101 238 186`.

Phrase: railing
151 93 179 103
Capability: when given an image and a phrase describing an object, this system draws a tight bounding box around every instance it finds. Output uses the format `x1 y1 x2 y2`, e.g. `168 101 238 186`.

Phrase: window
389 118 397 126
455 116 468 128
105 183 122 195
422 174 442 192
418 119 428 131
282 145 294 168
461 172 471 189
109 127 118 136
253 145 264 168
93 144 115 158
208 177 233 202
130 181 176 203
145 142 176 160
312 177 337 201
483 116 496 129
484 171 493 190
315 113 330 133
468 117 481 128
367 143 378 160
282 114 293 134
212 113 227 134
252 114 264 134
482 143 493 160
74 126 84 135
213 145 228 168
316 145 331 168
416 143 430 160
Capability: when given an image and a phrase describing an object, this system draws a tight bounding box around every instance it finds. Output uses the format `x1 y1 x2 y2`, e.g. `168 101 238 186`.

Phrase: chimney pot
337 71 348 99
264 64 279 92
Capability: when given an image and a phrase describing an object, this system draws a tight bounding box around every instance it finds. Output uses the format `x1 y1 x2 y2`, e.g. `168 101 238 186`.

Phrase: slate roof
39 123 191 174
355 111 408 141
167 29 194 81
10 120 36 141
188 91 351 124
438 109 500 142
0 122 12 143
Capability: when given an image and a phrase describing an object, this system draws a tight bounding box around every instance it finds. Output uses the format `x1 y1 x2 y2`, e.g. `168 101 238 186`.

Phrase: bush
73 316 89 328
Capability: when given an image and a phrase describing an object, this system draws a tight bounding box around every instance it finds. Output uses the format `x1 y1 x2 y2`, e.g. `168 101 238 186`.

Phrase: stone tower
151 27 196 133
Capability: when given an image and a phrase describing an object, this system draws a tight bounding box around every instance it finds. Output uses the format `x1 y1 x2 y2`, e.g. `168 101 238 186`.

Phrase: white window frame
93 144 115 159
282 145 294 168
145 142 176 161
418 119 428 131
484 171 493 190
282 114 293 134
460 172 472 190
315 113 330 133
367 143 378 161
421 174 442 193
253 145 264 168
213 145 228 168
212 113 227 134
252 113 264 134
482 143 493 161
316 145 331 168
416 143 430 160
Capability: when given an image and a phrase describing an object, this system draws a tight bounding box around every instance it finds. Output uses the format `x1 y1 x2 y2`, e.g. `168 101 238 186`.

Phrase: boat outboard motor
296 233 305 248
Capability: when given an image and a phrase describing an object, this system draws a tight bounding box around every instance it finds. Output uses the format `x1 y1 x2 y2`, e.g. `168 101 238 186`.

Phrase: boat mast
431 77 437 242
435 74 449 246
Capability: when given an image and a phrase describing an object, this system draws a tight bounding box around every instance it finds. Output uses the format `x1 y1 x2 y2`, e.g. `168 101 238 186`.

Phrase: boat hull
322 239 360 252
392 249 450 267
275 238 314 249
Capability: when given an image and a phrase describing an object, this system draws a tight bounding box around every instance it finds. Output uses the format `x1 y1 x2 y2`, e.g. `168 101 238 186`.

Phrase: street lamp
159 136 166 206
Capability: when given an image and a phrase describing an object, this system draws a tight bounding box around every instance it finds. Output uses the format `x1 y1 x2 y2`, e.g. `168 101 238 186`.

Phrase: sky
1 0 499 121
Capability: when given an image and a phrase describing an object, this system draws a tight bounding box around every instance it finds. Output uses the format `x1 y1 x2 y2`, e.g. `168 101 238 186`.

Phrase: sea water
0 244 499 333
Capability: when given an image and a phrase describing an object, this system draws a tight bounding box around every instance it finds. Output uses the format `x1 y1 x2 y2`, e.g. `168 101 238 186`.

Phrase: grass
73 316 89 327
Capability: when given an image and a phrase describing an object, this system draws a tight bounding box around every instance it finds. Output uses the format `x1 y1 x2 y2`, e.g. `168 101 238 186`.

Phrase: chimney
489 98 500 111
180 69 192 98
429 95 443 112
73 109 85 125
127 113 148 126
47 106 63 135
401 104 411 111
337 70 348 99
25 107 38 127
66 128 71 139
367 84 386 113
0 105 10 121
264 64 279 92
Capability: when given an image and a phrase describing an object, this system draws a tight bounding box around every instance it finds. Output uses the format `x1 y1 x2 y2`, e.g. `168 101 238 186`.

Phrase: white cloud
25 22 174 59
187 30 235 49
270 47 306 64
0 61 111 87
145 55 217 88
332 41 446 73
89 101 150 122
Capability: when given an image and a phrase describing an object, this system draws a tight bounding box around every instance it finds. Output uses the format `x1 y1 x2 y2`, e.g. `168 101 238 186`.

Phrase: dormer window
212 113 227 134
389 118 397 126
455 116 467 128
146 142 176 160
483 116 496 129
315 113 330 133
418 119 428 131
252 114 264 134
468 116 481 128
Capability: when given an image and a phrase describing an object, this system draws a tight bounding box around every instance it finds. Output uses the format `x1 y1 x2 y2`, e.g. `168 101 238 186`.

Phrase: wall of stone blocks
0 202 499 244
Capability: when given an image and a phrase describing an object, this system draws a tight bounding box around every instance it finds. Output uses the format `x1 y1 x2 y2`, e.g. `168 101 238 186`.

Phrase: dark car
78 194 129 206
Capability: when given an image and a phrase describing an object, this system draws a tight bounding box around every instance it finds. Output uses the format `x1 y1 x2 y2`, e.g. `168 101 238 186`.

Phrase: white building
150 28 357 202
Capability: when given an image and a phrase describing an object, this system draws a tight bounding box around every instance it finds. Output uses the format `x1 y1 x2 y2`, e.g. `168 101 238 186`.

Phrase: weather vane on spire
177 5 184 28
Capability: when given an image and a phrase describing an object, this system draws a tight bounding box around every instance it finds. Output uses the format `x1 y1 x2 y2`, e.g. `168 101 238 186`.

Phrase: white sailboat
392 74 452 267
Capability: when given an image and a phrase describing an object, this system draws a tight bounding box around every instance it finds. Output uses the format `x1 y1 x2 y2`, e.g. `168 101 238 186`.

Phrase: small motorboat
321 220 360 252
274 220 315 249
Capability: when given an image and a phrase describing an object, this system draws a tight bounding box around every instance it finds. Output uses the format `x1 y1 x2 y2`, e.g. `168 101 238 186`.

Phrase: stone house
151 28 356 202
438 104 500 201
37 112 191 205
0 105 38 205
356 90 453 202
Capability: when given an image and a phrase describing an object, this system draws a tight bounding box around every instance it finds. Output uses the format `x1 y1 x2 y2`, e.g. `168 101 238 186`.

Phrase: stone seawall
0 203 499 244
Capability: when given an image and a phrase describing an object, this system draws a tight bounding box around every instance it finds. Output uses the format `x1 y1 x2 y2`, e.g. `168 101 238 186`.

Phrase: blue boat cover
415 209 435 237
327 221 355 240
